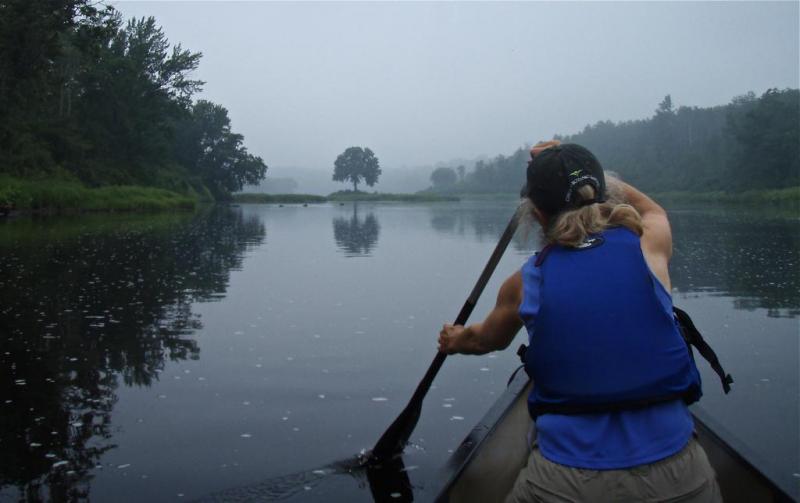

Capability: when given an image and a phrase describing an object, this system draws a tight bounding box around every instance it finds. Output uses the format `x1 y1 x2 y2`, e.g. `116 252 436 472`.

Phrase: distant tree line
429 89 799 194
0 1 266 200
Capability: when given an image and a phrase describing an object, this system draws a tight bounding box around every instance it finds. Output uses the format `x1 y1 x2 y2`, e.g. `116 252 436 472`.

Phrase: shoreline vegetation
0 176 196 215
3 4 797 219
2 7 266 217
233 187 799 208
2 177 796 217
652 187 800 207
233 190 460 204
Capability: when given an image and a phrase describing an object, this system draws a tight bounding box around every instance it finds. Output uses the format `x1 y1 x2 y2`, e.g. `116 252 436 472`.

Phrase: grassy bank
328 190 459 202
233 193 328 204
0 176 196 214
653 187 800 207
234 191 460 204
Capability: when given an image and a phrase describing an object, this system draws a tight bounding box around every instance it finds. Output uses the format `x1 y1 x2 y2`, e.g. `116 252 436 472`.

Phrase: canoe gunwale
431 371 797 503
691 407 795 502
429 369 530 502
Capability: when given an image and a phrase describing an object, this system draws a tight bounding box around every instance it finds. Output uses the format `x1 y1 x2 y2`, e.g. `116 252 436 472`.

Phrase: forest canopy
0 1 266 201
443 89 799 195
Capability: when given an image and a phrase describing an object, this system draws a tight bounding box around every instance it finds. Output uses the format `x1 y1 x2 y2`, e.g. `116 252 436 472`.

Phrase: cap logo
564 175 600 202
568 169 582 178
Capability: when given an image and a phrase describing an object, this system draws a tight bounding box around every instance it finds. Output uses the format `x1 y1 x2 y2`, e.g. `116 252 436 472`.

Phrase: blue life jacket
519 226 703 419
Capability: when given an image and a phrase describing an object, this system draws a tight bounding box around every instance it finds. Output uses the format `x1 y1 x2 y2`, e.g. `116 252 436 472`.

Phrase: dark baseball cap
521 143 606 215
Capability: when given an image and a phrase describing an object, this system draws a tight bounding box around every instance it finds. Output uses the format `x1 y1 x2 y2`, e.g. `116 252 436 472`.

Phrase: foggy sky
113 1 799 171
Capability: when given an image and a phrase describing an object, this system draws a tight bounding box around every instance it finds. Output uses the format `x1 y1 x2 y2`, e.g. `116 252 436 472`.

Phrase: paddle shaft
370 206 522 462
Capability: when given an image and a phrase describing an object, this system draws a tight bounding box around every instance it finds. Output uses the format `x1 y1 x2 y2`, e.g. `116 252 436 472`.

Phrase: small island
233 191 459 205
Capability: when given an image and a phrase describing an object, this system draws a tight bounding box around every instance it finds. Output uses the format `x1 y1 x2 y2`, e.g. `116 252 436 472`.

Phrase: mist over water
0 201 797 501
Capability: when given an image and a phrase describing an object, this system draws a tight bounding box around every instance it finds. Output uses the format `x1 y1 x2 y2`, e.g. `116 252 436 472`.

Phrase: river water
0 200 797 501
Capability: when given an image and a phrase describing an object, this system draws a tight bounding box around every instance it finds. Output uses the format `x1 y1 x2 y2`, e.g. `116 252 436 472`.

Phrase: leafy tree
451 90 797 195
726 88 799 190
176 100 267 199
430 166 457 190
0 2 267 201
72 15 203 185
332 146 381 192
0 0 105 176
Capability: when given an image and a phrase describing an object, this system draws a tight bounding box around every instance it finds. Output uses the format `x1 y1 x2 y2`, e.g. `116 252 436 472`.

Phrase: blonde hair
538 183 643 248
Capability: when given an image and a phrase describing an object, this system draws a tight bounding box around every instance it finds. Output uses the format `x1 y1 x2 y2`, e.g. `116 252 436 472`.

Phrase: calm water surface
0 201 797 501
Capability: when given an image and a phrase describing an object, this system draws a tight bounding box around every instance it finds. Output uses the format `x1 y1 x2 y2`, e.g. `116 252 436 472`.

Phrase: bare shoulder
640 208 673 260
640 210 673 291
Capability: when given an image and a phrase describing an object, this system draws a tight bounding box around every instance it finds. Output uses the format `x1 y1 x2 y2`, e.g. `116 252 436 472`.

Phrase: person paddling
438 141 722 502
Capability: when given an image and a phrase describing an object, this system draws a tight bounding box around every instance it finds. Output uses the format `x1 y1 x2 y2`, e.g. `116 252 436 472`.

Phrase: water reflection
0 207 264 501
427 202 540 254
669 208 799 318
428 202 799 318
333 204 380 257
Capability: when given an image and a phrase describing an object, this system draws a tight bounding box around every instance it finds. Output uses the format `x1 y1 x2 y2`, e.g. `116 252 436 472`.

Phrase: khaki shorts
506 437 722 503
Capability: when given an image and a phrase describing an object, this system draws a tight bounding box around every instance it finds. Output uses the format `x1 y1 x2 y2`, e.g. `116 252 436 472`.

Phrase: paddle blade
369 206 522 465
370 351 448 463
370 401 422 463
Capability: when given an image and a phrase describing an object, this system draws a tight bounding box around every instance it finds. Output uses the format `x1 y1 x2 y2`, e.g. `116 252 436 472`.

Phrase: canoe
432 371 795 503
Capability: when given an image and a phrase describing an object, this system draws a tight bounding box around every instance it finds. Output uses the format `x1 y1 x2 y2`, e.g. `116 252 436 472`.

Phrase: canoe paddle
369 203 523 464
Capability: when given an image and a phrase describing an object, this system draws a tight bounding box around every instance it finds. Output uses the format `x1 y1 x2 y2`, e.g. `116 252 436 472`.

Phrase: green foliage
458 148 530 194
332 147 381 192
726 89 800 190
430 166 458 190
328 191 458 202
0 176 195 212
450 90 798 196
175 101 267 200
654 186 799 209
0 1 266 204
233 193 327 204
233 191 458 203
562 89 798 193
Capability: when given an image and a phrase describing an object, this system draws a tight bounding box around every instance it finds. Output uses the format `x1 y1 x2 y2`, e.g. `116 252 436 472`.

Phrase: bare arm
438 271 524 355
609 177 673 290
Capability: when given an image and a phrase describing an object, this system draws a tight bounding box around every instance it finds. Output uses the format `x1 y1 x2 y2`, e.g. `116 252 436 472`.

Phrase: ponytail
543 185 642 248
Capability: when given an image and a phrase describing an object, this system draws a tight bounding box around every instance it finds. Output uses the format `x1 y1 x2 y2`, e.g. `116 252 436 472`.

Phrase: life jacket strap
529 391 694 418
514 306 734 416
673 307 734 394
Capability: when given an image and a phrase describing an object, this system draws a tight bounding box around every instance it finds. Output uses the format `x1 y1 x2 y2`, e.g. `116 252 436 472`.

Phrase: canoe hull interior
439 377 793 503
445 381 532 503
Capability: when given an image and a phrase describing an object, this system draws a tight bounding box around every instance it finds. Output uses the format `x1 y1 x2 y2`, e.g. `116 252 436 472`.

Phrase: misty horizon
112 1 799 173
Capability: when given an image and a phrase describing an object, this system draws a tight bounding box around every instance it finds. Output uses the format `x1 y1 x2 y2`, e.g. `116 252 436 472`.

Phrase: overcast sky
113 1 799 171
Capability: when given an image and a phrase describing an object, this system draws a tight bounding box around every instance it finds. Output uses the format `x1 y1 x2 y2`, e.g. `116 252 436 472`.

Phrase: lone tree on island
333 147 381 192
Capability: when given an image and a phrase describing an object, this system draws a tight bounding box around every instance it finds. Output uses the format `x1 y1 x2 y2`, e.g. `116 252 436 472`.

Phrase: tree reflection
332 204 380 257
669 208 799 318
427 202 540 254
428 201 799 317
0 207 265 501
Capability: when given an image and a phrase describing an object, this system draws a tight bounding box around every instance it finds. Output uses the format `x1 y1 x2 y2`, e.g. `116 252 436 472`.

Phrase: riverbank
448 187 800 206
233 191 459 204
652 187 799 209
0 176 197 215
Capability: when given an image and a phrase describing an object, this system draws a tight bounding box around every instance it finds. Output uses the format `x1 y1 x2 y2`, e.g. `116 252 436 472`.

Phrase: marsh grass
653 187 799 211
0 176 196 213
233 193 328 204
233 191 460 204
327 190 459 202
